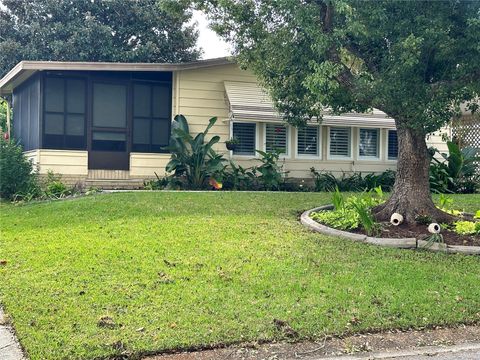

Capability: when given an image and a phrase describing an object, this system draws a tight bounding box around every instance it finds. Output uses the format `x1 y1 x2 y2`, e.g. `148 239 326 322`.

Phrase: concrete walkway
0 308 24 360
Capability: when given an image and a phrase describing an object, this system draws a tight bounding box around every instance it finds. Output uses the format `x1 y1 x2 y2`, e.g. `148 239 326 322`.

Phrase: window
265 123 288 155
359 128 380 158
43 77 86 149
329 127 351 158
388 130 398 160
132 83 171 153
297 126 319 156
232 122 256 155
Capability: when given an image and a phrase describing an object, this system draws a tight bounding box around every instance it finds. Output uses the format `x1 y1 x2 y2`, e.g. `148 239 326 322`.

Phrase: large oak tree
200 0 480 223
0 0 200 77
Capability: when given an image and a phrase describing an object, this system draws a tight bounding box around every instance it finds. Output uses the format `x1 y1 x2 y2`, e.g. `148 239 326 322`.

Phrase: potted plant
225 137 240 151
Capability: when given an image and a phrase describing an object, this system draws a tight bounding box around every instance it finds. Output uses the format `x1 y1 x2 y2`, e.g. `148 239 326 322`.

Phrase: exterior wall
26 149 88 176
20 63 451 184
174 63 398 179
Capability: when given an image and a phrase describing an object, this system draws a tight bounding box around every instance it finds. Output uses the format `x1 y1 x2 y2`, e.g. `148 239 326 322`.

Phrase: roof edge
0 57 234 95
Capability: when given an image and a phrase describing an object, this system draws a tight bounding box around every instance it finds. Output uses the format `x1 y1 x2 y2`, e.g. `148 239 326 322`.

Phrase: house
0 57 449 188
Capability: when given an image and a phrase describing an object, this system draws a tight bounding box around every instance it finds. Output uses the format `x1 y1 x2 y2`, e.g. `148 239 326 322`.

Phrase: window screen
132 83 171 153
265 124 288 154
388 130 398 160
232 122 256 155
329 127 351 157
43 77 86 149
93 83 127 128
359 128 379 158
297 126 319 156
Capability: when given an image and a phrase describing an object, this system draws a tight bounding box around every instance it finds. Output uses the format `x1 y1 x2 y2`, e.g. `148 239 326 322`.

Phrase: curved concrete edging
301 205 480 255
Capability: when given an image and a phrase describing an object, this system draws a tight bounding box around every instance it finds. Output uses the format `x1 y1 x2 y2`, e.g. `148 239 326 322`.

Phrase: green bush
429 141 479 194
0 138 39 200
164 115 226 189
310 168 396 192
453 221 480 235
255 149 288 190
42 171 71 199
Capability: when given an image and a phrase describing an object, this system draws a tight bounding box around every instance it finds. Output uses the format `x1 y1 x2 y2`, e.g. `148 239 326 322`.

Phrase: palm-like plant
164 115 226 189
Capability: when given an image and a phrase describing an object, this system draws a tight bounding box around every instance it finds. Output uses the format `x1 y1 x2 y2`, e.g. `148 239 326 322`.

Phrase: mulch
354 221 480 246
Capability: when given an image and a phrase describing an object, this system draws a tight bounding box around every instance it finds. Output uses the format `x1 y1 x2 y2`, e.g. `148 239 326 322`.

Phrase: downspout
175 71 180 116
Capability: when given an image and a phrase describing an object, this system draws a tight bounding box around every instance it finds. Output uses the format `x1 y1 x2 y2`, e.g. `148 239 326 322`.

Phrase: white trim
230 120 260 159
296 125 322 159
327 126 353 160
263 123 291 159
357 127 381 161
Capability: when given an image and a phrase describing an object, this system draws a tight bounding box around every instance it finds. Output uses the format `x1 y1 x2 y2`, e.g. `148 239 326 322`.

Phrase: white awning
224 81 396 129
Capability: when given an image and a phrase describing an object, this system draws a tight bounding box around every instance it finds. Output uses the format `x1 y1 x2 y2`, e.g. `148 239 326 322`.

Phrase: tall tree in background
0 0 200 77
200 0 480 223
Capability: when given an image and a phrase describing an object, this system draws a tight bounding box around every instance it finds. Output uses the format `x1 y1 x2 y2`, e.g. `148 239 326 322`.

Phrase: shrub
429 141 479 194
164 115 226 189
222 161 256 190
453 221 480 235
310 168 396 192
255 149 288 190
311 208 359 230
0 138 39 200
42 171 71 199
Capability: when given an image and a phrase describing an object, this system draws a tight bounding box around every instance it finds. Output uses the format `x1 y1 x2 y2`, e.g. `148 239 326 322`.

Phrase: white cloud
192 10 232 59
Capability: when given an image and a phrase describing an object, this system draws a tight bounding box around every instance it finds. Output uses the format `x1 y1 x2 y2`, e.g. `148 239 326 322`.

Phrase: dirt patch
143 325 480 360
353 222 480 247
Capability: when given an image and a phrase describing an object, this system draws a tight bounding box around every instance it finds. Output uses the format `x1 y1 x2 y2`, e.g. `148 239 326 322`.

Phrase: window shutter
297 126 319 156
232 123 256 155
265 124 288 154
359 128 379 158
329 127 350 157
388 130 398 159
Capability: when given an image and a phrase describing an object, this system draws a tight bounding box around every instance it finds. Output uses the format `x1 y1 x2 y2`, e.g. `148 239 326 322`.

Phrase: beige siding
27 150 88 175
130 153 170 178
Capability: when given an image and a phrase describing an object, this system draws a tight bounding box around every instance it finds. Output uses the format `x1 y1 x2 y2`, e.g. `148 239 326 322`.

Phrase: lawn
1 192 480 360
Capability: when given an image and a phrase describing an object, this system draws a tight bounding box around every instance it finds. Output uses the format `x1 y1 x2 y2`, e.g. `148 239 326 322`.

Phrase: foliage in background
0 0 200 77
0 99 7 133
0 137 39 200
454 221 480 236
164 115 226 189
222 161 256 190
311 168 396 192
429 141 479 194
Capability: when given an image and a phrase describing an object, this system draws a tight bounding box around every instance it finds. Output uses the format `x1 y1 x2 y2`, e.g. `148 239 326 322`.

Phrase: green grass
1 192 480 360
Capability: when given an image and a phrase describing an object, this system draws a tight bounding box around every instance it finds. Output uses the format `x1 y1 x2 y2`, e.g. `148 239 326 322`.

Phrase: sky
192 10 232 59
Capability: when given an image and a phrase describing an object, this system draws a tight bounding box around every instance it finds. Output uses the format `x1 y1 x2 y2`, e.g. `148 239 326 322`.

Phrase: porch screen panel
232 122 256 155
297 126 319 156
388 130 398 160
359 128 379 158
93 84 127 128
133 83 171 153
329 127 351 157
43 77 86 149
265 124 288 154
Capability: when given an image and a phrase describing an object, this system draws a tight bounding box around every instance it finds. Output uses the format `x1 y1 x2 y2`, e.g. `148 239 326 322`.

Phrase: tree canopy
201 0 480 132
0 0 201 77
200 0 480 222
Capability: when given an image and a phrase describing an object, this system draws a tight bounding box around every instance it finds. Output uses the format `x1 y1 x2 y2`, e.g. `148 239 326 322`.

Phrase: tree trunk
374 126 453 224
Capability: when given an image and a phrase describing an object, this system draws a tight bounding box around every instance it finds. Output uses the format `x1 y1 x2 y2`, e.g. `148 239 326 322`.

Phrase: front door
89 82 129 170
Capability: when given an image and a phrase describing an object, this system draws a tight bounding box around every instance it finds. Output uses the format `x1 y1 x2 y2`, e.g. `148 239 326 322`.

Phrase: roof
0 57 233 95
224 81 396 128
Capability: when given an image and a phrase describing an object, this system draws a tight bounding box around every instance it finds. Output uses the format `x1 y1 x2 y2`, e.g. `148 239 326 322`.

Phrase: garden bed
304 191 480 254
352 221 480 247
